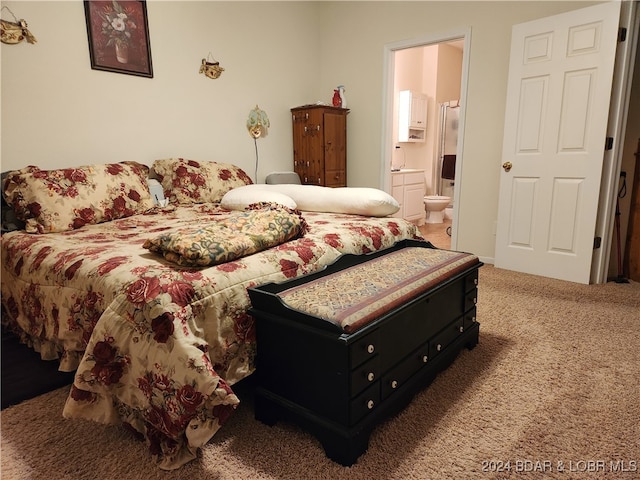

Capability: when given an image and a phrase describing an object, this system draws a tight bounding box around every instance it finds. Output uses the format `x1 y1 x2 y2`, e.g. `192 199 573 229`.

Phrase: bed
0 158 422 469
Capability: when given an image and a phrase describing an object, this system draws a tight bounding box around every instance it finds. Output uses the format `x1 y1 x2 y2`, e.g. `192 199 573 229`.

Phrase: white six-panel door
494 2 621 284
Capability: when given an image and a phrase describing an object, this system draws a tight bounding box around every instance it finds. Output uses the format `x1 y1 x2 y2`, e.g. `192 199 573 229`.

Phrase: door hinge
605 137 614 150
619 27 627 43
594 237 602 249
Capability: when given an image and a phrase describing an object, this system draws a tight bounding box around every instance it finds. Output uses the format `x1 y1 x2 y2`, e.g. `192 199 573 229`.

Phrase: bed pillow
152 158 253 205
220 187 297 210
294 186 399 216
3 162 155 234
225 184 399 217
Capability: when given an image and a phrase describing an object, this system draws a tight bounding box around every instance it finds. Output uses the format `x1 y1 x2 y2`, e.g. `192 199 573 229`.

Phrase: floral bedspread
0 204 421 469
143 204 307 267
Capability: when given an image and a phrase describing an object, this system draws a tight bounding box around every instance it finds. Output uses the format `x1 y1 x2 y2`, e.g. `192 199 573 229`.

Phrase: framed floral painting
84 0 153 78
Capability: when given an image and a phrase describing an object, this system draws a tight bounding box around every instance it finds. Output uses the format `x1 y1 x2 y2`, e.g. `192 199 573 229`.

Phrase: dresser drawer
430 317 464 359
325 169 345 187
351 355 380 397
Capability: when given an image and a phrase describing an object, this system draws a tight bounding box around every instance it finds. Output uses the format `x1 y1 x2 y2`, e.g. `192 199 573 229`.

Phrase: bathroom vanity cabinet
291 105 349 187
391 169 426 225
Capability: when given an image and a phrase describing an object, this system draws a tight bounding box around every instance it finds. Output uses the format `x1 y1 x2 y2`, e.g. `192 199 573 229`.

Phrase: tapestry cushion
221 184 400 217
278 246 480 333
143 204 307 267
2 162 155 234
151 158 253 205
220 187 297 210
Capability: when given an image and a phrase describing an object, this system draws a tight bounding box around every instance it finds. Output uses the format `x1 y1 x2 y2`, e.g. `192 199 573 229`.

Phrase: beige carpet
1 266 639 480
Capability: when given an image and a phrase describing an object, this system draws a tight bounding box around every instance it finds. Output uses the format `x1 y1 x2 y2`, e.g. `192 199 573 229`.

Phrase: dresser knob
367 372 375 382
472 316 476 322
367 400 374 410
459 326 464 333
437 344 442 352
473 297 477 304
367 344 375 354
391 380 398 389
422 355 428 363
474 278 478 285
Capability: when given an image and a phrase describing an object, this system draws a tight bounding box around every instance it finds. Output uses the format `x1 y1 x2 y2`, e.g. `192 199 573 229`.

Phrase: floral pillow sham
151 158 253 205
3 162 155 234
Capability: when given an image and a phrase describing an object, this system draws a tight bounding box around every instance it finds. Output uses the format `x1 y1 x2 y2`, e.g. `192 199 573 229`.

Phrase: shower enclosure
436 101 459 203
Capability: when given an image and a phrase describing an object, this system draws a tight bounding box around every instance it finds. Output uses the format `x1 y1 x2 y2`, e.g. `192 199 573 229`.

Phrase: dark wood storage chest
248 239 482 466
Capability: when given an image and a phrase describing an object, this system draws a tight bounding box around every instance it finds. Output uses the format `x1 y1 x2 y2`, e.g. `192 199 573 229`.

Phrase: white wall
1 1 321 180
315 1 601 259
393 46 431 178
2 1 613 263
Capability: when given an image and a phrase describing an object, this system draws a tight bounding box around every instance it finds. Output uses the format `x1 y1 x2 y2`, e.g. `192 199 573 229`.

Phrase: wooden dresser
291 105 349 187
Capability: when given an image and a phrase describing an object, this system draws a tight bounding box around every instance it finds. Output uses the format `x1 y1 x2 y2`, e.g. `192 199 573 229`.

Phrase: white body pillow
220 187 297 210
222 184 399 217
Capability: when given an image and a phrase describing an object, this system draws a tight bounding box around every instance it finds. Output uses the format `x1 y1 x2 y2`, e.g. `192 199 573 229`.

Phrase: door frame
592 0 639 283
380 28 472 251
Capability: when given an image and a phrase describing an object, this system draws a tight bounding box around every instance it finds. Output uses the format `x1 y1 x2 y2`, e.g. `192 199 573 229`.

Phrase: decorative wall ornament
199 53 224 79
0 6 37 45
84 1 153 78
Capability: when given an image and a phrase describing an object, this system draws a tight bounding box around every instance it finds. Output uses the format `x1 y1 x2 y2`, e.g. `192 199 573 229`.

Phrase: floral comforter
0 203 421 469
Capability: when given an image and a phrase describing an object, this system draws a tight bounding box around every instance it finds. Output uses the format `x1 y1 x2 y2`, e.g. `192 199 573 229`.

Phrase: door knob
502 161 513 172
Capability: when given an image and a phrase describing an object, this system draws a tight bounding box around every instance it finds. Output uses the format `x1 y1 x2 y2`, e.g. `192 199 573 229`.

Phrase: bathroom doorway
381 32 470 250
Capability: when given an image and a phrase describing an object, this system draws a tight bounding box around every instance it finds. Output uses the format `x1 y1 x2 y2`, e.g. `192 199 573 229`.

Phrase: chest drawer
381 342 430 400
350 382 380 425
430 317 464 359
350 330 380 368
465 270 479 291
351 355 380 397
463 308 477 330
465 289 478 312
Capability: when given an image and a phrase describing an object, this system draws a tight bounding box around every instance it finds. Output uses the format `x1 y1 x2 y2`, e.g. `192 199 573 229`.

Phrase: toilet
424 195 451 224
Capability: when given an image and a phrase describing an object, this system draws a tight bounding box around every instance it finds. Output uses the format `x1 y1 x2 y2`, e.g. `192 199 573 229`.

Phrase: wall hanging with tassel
199 52 224 79
1 6 37 45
